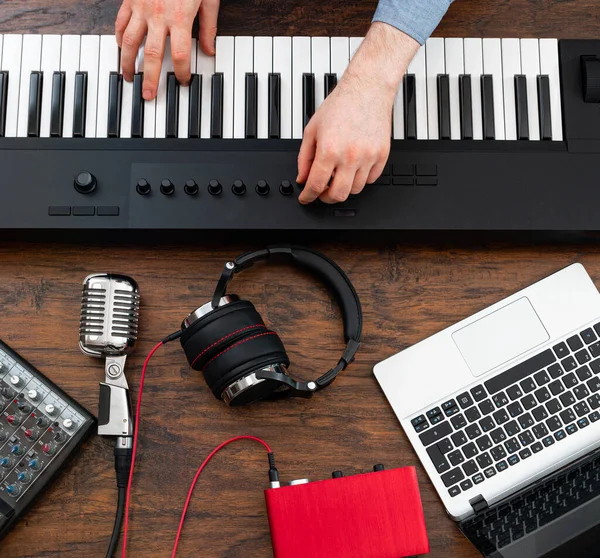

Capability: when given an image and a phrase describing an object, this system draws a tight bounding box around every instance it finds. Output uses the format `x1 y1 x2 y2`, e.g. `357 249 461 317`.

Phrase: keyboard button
522 394 537 410
470 385 487 401
567 335 584 352
532 406 548 422
591 359 600 374
560 408 576 424
518 413 534 430
442 399 457 412
532 442 544 453
507 401 523 417
588 394 600 410
490 428 507 445
507 454 520 466
427 445 451 474
449 486 461 497
546 416 562 431
493 409 509 425
457 392 474 409
553 342 569 358
506 385 523 401
548 380 565 396
560 391 576 407
554 429 567 441
562 356 577 372
478 399 495 415
548 363 564 378
589 411 600 422
504 421 520 437
575 402 590 417
476 435 492 451
427 407 442 420
578 417 590 429
534 371 550 386
532 424 549 439
473 473 485 485
546 398 562 415
460 478 473 491
574 385 590 400
566 423 578 435
581 328 597 344
441 467 465 487
451 414 467 430
563 373 578 388
496 460 509 472
534 387 551 403
419 421 452 446
464 426 481 444
505 438 521 454
437 438 454 454
448 450 465 466
451 431 468 447
484 466 496 478
520 378 537 394
463 443 478 459
542 436 555 447
519 448 532 459
485 349 555 395
590 342 600 359
465 407 481 423
414 421 429 433
478 417 495 433
576 349 592 366
587 377 600 393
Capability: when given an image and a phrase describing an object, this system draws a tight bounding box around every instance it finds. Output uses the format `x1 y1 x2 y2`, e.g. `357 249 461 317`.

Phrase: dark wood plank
0 2 598 557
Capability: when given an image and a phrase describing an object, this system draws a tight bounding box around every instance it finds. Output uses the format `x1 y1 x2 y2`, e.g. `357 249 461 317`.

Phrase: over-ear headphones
179 245 362 406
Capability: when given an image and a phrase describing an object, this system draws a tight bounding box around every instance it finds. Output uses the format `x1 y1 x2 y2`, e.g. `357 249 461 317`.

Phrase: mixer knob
62 418 74 430
160 179 175 195
24 429 38 441
42 443 56 456
136 178 151 196
0 430 7 442
279 180 294 196
54 431 66 443
9 375 21 387
0 457 12 468
73 171 97 194
184 180 199 196
6 415 20 426
28 459 40 470
0 387 11 399
10 445 23 456
45 404 56 416
208 180 222 196
27 390 39 401
256 180 270 196
17 402 32 414
6 484 21 497
35 416 49 428
232 180 246 196
17 471 32 484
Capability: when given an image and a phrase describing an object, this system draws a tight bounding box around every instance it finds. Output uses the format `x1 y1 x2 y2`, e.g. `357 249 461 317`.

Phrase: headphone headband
210 245 362 390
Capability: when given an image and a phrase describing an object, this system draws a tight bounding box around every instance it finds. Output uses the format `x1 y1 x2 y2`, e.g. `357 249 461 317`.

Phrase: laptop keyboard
460 452 600 551
412 323 600 498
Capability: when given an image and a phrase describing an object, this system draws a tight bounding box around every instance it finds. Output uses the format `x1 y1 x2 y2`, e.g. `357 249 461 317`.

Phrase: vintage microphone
79 273 140 558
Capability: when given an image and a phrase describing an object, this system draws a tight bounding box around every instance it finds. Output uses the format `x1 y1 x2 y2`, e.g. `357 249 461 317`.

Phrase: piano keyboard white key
0 36 3 73
178 38 197 139
445 38 464 140
60 35 81 138
311 37 330 111
426 37 445 140
196 42 214 139
215 36 234 139
392 68 405 140
155 37 173 138
120 54 134 138
273 37 292 139
539 38 563 141
482 38 505 140
17 35 42 137
40 36 61 138
137 41 156 139
408 44 427 140
2 34 23 138
254 36 272 139
79 35 100 138
233 36 253 139
330 37 350 82
501 38 521 141
464 38 483 141
520 39 541 141
350 37 363 59
292 36 310 139
97 35 118 138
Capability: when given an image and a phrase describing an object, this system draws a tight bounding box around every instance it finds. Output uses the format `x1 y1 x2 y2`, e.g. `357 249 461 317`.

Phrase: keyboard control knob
208 180 222 196
279 180 294 196
582 55 600 103
184 180 199 196
136 179 151 196
256 180 270 196
232 180 246 196
74 171 97 194
160 179 175 195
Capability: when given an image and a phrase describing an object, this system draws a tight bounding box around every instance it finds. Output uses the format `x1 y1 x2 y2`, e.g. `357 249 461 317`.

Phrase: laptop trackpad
452 297 549 377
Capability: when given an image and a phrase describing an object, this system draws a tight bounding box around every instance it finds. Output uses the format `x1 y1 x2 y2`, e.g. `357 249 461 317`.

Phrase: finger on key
298 157 334 205
142 25 168 100
170 26 192 86
121 16 148 82
199 0 221 56
319 167 356 204
115 3 133 48
296 124 316 185
350 167 370 195
367 158 387 185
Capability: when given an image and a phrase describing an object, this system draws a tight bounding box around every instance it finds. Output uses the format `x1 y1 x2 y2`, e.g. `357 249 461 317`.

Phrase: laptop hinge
470 495 488 514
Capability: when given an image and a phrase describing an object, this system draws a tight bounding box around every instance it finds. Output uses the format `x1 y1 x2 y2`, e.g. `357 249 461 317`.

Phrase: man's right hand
115 0 221 101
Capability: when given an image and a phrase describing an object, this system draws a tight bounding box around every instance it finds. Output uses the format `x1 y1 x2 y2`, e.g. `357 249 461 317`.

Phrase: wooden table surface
1 1 600 557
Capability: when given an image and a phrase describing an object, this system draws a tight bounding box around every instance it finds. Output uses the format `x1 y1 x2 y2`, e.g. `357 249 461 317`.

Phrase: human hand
115 0 221 100
297 23 419 204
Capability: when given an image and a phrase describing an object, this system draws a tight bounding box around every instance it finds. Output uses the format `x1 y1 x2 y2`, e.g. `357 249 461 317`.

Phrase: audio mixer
0 340 95 540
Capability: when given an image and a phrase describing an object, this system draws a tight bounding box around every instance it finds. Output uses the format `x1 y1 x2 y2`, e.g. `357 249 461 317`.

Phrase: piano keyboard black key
481 75 495 140
538 75 552 141
72 71 88 138
245 72 258 139
437 74 451 140
403 74 417 140
302 72 315 130
188 74 201 138
166 73 179 139
0 71 7 138
27 71 43 138
515 75 529 140
211 73 224 139
325 73 337 98
50 71 65 138
459 74 474 140
131 73 145 138
107 72 122 138
268 73 281 139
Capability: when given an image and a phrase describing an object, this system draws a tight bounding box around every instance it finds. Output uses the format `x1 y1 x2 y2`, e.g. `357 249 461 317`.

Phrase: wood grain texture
0 0 598 557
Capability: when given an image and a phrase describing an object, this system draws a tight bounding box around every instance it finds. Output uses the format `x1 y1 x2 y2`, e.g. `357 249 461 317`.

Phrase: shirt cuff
372 0 453 45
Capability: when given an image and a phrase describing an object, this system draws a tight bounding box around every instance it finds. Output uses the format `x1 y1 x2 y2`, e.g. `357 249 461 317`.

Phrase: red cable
121 341 272 558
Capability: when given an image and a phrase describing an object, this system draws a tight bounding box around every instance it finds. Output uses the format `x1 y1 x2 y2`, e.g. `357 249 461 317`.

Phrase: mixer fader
0 340 94 540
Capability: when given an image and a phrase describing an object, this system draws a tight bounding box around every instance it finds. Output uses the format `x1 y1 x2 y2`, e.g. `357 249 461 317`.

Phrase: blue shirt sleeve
373 0 454 45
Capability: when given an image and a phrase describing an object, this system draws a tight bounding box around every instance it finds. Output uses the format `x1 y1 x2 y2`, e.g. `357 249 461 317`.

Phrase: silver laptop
374 263 600 557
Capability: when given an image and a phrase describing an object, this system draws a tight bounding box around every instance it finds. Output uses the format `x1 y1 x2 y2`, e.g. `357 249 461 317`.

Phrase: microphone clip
98 354 133 438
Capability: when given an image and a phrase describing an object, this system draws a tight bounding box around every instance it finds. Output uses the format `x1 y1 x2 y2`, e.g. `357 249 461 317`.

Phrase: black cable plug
106 438 133 558
268 452 280 488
